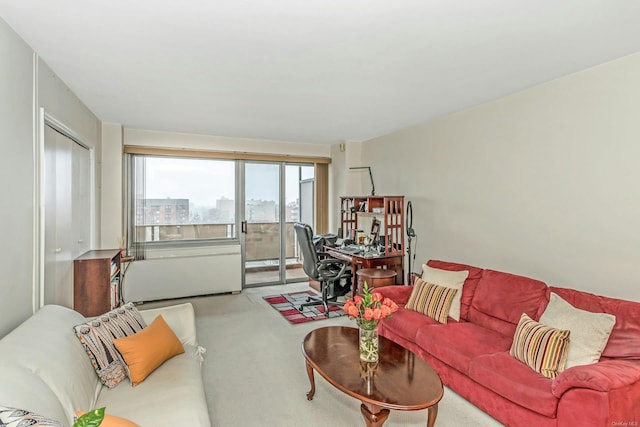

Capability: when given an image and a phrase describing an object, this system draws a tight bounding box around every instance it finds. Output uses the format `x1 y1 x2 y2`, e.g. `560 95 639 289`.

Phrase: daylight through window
132 156 237 243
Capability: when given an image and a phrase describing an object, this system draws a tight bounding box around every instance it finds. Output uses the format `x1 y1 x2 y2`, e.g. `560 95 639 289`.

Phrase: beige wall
360 53 640 301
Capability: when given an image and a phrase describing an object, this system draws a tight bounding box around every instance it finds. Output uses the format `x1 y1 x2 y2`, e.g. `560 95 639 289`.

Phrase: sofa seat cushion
415 323 512 374
95 344 210 427
113 315 185 386
379 306 442 343
469 352 558 417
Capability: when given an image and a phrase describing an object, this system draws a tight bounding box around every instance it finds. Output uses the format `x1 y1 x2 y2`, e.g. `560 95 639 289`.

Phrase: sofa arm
552 360 640 398
372 285 413 306
139 303 198 347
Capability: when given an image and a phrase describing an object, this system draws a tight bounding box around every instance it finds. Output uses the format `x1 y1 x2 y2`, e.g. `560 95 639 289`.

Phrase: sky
142 157 313 206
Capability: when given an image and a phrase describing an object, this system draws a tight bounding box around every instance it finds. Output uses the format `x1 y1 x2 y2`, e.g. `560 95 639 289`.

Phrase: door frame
239 160 284 288
239 161 314 288
36 109 96 309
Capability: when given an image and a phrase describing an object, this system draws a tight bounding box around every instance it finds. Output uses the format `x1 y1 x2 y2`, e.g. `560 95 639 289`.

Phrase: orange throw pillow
113 315 185 386
75 411 140 427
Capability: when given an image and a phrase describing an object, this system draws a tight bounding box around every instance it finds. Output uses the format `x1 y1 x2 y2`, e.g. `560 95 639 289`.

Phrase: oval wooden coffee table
302 326 443 427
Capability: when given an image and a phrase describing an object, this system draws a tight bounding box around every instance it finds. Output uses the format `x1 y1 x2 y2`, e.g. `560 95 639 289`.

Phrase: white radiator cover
123 244 242 303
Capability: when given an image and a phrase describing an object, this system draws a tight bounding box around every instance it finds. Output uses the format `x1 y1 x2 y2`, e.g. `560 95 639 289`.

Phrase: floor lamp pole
406 234 413 284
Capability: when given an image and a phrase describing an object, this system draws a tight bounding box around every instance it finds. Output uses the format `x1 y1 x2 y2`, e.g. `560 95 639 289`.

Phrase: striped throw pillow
73 302 147 388
509 313 571 379
405 278 458 324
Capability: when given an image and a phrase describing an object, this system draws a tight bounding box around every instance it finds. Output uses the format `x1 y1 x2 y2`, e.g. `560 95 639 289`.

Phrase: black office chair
294 222 350 316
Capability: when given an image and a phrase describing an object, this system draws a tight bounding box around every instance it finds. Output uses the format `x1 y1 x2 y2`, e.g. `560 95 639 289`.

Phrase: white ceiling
1 1 639 145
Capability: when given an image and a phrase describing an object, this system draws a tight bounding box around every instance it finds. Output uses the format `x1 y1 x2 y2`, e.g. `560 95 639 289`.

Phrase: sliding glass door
242 162 314 286
285 164 314 282
243 162 282 286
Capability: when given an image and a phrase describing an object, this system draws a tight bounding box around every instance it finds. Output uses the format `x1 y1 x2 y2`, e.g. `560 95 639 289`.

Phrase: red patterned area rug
263 290 346 324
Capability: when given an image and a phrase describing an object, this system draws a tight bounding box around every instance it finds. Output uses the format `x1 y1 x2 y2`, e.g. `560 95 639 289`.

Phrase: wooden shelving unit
339 195 405 256
73 249 122 317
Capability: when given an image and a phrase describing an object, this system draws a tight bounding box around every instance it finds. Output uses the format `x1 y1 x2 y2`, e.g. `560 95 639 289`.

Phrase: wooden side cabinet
74 249 122 317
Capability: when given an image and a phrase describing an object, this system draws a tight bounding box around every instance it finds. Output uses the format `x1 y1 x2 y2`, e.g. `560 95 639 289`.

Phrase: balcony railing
134 222 299 262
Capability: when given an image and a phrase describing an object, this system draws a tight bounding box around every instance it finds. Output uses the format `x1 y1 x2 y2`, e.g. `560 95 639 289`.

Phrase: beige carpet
141 283 504 427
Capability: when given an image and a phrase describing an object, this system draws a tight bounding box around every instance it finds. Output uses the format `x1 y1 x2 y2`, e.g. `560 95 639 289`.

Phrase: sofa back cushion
547 287 640 361
468 269 548 337
0 305 100 424
426 260 483 321
0 365 69 426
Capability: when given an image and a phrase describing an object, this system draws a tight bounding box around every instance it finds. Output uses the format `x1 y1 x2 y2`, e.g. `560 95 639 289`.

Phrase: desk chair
294 222 350 315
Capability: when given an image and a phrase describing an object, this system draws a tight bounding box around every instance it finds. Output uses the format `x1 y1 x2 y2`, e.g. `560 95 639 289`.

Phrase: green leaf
73 407 105 427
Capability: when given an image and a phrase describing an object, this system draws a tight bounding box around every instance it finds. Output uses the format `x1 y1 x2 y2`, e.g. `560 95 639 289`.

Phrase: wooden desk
327 247 404 295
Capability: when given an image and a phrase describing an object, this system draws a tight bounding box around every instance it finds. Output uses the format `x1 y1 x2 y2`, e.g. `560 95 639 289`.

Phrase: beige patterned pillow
73 302 146 388
510 313 571 379
421 264 469 321
406 278 459 324
539 292 615 369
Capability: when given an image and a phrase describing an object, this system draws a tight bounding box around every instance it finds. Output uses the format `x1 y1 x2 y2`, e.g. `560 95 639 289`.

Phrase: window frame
123 147 330 256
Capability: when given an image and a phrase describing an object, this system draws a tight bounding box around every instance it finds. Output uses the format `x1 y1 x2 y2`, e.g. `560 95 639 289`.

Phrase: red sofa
374 260 640 427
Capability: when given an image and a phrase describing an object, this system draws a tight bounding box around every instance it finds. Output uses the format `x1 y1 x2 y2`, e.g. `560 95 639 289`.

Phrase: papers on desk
362 252 380 258
341 245 362 254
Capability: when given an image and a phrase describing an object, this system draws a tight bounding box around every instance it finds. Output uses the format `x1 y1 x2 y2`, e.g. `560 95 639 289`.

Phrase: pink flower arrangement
343 282 398 330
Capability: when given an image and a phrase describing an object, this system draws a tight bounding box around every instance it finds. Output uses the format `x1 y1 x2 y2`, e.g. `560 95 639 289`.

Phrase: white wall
0 17 102 336
0 18 36 337
328 140 368 233
101 123 123 249
360 53 640 302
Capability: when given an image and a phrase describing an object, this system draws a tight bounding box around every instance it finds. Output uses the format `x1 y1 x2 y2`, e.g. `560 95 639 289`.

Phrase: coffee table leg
305 361 316 400
360 403 390 427
427 403 438 427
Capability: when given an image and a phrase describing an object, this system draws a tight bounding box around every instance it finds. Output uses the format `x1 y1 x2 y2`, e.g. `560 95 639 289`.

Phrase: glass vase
358 323 379 362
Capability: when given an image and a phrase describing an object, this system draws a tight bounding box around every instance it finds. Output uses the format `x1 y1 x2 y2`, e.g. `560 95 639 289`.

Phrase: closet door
44 126 91 307
72 141 91 258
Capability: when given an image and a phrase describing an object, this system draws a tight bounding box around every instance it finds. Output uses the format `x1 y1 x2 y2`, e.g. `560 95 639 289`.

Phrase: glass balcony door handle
241 221 247 233
54 248 62 253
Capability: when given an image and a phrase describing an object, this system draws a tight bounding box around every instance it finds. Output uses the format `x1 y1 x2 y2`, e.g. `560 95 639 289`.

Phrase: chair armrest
317 257 347 266
317 251 339 260
317 257 349 278
372 285 413 305
139 302 198 347
552 360 640 398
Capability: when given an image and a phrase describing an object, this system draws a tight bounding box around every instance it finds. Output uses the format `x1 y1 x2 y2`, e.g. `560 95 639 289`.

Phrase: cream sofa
0 303 211 426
